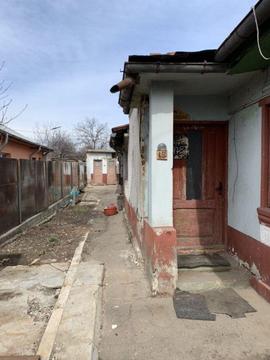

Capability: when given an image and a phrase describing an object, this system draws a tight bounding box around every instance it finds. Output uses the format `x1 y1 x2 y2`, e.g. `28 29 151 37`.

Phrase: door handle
215 182 223 195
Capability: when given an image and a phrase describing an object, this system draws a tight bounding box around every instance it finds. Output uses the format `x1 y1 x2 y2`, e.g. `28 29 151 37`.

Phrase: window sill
257 207 270 226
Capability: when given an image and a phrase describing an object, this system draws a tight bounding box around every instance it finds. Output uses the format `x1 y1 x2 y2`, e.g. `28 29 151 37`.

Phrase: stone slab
0 264 68 357
51 261 104 360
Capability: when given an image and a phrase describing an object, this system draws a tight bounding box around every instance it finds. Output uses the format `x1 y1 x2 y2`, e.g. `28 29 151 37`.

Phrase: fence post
77 162 79 188
17 159 22 224
60 160 63 198
70 161 73 189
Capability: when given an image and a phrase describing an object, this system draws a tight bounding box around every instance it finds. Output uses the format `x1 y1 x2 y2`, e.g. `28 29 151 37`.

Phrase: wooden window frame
258 96 270 226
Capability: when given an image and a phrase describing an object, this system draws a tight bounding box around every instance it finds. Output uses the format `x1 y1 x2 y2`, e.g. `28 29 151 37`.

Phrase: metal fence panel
62 161 72 196
0 158 19 235
0 159 85 236
79 162 85 189
20 160 36 221
71 162 79 187
35 161 47 212
48 161 62 204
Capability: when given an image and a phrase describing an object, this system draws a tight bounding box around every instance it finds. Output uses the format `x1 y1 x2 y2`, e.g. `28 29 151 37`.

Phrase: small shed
86 148 117 185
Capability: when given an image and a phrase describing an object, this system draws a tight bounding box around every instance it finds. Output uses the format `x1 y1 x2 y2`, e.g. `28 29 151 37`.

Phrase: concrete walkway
84 186 270 360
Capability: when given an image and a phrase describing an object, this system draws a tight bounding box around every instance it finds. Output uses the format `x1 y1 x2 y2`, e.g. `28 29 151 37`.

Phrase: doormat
173 288 216 321
178 253 230 269
204 288 256 318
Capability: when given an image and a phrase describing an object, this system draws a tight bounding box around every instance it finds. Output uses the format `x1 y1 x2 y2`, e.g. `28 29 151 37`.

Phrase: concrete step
177 267 251 292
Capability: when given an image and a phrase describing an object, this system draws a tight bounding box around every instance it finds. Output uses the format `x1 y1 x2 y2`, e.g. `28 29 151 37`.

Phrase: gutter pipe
124 62 227 74
215 0 270 62
110 62 227 114
29 146 41 160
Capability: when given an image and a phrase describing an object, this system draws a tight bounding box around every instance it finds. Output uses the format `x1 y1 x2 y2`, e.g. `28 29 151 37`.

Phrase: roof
0 124 52 151
128 50 217 64
111 0 270 114
111 124 129 133
86 147 115 154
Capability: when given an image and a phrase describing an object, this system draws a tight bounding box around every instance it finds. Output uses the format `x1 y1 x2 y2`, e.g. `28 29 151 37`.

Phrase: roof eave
0 129 53 152
118 61 227 114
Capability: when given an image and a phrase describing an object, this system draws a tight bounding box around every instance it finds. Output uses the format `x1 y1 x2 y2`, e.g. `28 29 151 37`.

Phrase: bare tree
0 62 27 126
35 122 76 159
75 117 109 150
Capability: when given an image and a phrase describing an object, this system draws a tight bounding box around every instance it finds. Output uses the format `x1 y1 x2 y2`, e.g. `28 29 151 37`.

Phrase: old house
110 0 270 300
86 148 117 185
0 124 51 160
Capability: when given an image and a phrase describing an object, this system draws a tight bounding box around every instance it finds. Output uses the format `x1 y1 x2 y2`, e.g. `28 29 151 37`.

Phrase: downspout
0 133 9 154
42 150 50 160
29 146 41 160
110 77 136 115
110 77 135 93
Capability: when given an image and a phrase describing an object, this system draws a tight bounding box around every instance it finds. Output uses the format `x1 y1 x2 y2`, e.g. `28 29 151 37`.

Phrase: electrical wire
252 6 270 61
232 119 238 204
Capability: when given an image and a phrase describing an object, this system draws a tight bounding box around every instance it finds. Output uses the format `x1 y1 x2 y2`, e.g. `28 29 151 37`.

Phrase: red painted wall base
125 198 177 295
250 276 270 303
228 226 270 303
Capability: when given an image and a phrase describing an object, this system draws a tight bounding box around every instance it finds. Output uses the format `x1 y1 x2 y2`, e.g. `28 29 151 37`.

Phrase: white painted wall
227 67 270 243
228 104 261 240
143 107 149 218
174 95 228 120
125 108 142 217
148 81 174 227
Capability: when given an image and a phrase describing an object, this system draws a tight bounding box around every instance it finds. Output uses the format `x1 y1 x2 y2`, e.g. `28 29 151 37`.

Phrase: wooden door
173 123 227 252
93 160 103 185
107 159 117 185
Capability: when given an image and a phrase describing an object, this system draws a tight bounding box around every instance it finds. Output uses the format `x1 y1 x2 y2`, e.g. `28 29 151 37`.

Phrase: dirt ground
0 186 110 357
0 200 96 268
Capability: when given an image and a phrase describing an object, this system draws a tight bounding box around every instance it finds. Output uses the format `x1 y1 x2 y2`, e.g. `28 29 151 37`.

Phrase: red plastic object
104 204 118 216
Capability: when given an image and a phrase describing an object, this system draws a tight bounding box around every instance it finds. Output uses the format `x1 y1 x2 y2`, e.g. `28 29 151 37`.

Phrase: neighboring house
0 124 51 160
86 148 117 185
110 0 270 300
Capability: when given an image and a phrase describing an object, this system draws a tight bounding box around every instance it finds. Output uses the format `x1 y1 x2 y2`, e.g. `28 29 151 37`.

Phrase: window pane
186 130 202 200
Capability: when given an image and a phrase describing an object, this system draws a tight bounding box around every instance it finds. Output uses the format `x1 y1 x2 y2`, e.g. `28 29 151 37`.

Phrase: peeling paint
251 263 261 279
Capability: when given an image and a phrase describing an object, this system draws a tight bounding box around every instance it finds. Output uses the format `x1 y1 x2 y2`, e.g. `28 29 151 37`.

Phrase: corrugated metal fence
0 159 86 236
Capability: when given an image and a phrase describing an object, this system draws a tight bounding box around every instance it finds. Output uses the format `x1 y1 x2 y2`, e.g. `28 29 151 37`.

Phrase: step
178 253 231 270
177 268 251 292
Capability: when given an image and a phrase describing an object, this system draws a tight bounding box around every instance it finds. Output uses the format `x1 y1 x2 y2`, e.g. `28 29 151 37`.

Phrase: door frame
173 120 229 250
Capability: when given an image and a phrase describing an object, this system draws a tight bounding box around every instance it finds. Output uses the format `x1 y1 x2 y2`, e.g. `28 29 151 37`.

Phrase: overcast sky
0 0 256 139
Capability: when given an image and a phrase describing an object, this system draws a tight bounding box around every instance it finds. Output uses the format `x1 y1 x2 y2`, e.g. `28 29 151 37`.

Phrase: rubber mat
204 288 256 318
178 253 230 269
173 289 216 321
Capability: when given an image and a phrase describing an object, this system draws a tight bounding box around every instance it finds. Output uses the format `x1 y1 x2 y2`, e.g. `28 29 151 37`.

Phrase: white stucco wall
228 67 270 243
125 108 142 217
148 82 174 227
228 105 261 240
174 95 228 120
143 107 149 218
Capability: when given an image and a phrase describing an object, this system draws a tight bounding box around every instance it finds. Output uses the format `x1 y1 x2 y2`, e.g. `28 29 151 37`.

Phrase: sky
0 0 256 140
